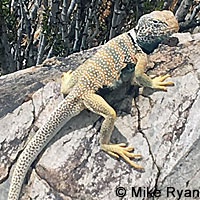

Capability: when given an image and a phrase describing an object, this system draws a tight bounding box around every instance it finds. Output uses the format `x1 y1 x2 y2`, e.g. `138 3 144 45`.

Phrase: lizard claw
101 143 143 169
152 74 174 91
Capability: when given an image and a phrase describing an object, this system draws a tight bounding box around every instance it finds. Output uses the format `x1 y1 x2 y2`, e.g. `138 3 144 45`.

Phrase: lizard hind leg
83 92 143 169
60 70 75 94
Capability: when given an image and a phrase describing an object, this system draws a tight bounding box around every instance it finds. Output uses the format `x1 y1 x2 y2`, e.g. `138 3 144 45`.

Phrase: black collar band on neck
127 32 155 55
127 32 136 45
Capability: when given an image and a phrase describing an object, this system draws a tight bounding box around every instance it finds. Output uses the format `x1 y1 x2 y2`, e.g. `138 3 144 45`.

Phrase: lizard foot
101 143 143 169
152 74 174 91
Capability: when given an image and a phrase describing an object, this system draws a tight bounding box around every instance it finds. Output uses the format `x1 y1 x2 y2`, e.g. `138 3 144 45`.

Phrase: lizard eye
152 19 159 23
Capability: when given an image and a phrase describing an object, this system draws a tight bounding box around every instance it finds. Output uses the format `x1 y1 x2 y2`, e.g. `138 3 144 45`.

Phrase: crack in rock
134 98 161 192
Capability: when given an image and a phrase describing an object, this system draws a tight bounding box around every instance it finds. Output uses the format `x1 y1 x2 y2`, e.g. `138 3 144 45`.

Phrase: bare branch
67 0 77 19
61 0 68 22
87 15 100 48
0 2 16 74
73 0 81 52
30 0 42 21
10 0 17 14
61 0 70 56
175 0 192 22
80 0 96 50
47 41 56 59
178 3 200 31
109 0 120 39
189 3 200 21
14 0 25 70
36 33 46 65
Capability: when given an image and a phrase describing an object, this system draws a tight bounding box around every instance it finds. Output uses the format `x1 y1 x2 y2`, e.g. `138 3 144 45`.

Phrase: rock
173 32 193 44
0 33 200 200
193 33 200 41
0 47 100 119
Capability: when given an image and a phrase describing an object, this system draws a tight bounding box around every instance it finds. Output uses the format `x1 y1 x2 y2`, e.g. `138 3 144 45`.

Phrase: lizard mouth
163 26 179 34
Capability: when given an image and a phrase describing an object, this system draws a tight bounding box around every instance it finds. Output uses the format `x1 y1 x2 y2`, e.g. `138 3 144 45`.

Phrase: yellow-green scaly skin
8 10 179 200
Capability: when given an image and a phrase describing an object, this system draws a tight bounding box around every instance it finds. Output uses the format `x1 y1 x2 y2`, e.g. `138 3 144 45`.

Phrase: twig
73 0 81 52
175 0 192 22
189 3 200 21
109 0 121 39
80 0 96 50
36 33 46 65
87 15 100 48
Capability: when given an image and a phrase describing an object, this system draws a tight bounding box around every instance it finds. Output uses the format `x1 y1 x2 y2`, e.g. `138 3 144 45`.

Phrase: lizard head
135 10 179 54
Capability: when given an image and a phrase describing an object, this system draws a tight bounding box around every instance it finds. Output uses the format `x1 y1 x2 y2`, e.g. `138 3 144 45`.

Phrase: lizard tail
8 91 84 200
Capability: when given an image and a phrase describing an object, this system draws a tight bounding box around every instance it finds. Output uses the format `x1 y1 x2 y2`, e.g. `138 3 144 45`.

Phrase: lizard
8 10 179 200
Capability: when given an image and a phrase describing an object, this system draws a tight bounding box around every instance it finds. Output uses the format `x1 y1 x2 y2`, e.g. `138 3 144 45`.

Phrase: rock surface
0 33 200 200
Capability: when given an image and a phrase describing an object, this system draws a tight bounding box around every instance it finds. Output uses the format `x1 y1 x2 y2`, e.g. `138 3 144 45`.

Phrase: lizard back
76 33 139 92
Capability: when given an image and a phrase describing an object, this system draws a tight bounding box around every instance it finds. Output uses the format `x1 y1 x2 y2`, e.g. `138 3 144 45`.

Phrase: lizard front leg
151 74 174 91
132 53 174 90
83 92 143 169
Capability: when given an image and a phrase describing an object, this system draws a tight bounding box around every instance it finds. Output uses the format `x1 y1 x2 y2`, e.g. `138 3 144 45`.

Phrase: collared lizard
8 10 179 200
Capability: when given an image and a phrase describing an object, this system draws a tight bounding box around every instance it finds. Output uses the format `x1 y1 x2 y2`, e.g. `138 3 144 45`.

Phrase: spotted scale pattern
81 32 138 89
8 89 84 200
8 10 179 200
